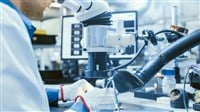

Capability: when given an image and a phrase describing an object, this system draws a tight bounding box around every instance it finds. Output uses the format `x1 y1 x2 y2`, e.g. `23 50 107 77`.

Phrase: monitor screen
61 11 138 60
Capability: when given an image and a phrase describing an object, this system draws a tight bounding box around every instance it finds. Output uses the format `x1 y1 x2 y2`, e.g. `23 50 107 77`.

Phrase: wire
105 72 118 88
183 68 190 112
142 29 184 46
75 95 91 112
108 43 146 72
155 29 184 37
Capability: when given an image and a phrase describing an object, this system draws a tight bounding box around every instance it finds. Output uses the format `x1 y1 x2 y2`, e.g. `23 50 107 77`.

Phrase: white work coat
0 2 49 111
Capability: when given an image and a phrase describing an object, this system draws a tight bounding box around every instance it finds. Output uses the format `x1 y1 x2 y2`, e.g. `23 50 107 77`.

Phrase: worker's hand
75 88 114 111
60 79 94 101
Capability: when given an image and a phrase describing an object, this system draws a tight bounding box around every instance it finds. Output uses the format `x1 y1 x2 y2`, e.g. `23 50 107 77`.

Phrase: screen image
61 11 138 60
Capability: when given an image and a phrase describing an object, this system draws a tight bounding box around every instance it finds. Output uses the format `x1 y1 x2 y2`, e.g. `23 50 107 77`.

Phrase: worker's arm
46 88 59 105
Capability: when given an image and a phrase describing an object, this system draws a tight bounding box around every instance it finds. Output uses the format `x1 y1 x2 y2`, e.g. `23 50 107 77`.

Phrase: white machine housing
61 11 138 59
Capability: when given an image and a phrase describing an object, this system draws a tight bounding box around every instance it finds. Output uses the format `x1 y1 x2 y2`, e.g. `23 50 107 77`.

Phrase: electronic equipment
61 11 138 60
113 29 200 92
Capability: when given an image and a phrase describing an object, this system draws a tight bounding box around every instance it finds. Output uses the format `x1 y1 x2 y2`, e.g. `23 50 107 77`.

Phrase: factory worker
0 0 94 111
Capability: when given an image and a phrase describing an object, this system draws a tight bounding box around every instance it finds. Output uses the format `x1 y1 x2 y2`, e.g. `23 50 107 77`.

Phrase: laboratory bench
46 84 198 112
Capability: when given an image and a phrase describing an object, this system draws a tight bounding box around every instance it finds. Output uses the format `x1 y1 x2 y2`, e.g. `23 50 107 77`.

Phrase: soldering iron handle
136 29 200 85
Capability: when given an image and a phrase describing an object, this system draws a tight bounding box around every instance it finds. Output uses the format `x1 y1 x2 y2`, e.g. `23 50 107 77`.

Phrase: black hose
136 29 200 84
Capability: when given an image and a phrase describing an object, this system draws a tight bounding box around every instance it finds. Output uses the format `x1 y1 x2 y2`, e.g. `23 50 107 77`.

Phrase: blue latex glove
67 96 89 112
68 102 88 112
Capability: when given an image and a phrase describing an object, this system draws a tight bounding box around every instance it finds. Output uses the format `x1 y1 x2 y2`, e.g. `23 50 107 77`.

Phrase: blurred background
31 0 200 83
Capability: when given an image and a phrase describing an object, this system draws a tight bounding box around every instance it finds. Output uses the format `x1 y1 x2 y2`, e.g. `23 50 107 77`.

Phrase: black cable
104 43 146 88
155 29 184 37
142 29 184 46
183 68 190 112
108 43 146 72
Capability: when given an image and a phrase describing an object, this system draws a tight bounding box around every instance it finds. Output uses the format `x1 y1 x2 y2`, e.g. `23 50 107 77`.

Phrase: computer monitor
61 11 138 60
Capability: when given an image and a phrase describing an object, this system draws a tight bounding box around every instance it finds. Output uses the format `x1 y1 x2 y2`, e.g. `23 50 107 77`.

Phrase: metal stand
106 76 121 112
111 79 121 112
85 52 108 78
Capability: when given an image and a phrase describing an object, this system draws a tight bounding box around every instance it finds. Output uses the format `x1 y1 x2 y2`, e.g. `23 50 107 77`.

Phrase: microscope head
63 0 109 22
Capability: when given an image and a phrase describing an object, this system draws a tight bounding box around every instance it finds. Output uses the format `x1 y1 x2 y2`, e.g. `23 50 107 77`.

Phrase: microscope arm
114 29 200 93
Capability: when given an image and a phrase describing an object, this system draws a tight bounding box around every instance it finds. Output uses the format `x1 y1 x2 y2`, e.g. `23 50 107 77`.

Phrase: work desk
46 85 197 112
118 92 194 112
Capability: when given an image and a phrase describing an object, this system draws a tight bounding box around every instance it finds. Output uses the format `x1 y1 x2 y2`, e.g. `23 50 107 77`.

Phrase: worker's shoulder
1 3 26 30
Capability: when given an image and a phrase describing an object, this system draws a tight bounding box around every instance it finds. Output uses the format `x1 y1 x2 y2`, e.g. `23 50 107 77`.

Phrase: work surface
46 85 196 112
